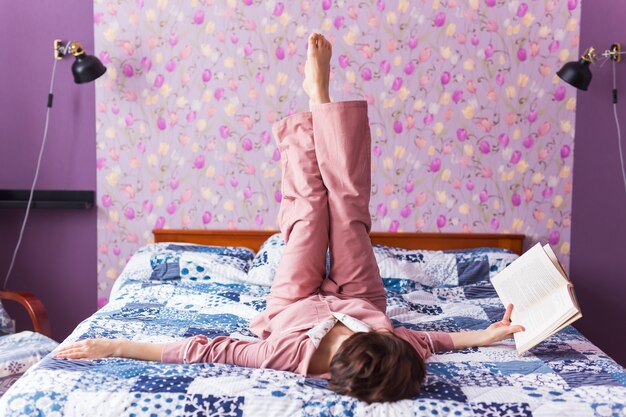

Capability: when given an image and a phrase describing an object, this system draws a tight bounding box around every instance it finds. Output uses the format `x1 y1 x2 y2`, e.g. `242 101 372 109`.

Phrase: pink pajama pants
265 100 386 316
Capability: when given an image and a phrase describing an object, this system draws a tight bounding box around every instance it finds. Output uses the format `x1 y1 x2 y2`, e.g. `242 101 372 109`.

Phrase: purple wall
570 0 626 366
0 1 97 341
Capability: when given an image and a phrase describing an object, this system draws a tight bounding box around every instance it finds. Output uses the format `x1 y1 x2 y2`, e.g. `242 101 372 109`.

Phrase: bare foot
303 33 331 107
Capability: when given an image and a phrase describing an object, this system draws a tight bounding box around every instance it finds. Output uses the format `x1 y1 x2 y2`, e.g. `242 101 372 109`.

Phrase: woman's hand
481 304 525 346
54 338 120 360
449 304 525 350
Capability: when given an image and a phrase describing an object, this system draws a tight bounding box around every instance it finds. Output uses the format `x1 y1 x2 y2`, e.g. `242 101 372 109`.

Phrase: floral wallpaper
94 0 581 306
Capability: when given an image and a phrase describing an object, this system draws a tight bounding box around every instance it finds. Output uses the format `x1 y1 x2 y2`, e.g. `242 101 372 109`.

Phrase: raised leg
267 113 329 310
250 33 334 338
312 100 387 313
249 112 330 338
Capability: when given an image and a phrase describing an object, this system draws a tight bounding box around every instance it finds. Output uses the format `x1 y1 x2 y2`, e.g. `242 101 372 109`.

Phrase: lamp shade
71 53 107 84
557 58 593 91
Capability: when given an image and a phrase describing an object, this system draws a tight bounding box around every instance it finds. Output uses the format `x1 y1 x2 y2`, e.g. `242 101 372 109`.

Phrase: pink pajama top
161 294 454 378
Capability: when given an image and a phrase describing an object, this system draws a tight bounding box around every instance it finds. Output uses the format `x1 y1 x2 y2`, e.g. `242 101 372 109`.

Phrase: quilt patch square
303 378 329 390
456 372 511 388
125 392 187 416
167 244 254 261
452 316 492 331
507 373 569 403
184 327 229 339
184 394 244 417
112 302 164 321
74 368 138 392
3 391 67 416
150 254 181 281
37 358 97 373
167 293 237 312
141 322 188 338
612 372 626 386
432 286 467 302
419 380 467 402
64 391 132 415
131 375 194 393
484 361 552 376
94 359 152 379
244 298 266 312
591 403 625 417
482 305 507 322
463 284 499 300
193 313 250 333
382 278 420 293
78 317 145 340
470 402 532 416
392 317 460 333
558 371 624 388
407 302 444 316
301 397 356 417
430 362 511 387
457 257 490 286
412 400 473 417
528 341 588 362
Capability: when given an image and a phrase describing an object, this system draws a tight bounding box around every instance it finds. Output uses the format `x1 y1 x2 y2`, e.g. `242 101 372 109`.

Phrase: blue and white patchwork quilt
1 237 624 416
0 331 58 397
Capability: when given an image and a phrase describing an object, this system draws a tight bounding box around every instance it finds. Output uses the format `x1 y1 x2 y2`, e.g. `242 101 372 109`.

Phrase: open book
490 243 581 354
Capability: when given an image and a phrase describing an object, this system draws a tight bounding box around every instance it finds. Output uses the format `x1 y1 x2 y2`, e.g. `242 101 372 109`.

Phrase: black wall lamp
3 40 106 290
557 42 626 198
557 43 622 92
54 39 107 84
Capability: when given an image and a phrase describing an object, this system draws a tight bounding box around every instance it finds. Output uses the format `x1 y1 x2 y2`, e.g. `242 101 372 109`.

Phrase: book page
491 243 568 316
543 244 580 310
543 244 568 279
512 284 577 352
550 312 582 336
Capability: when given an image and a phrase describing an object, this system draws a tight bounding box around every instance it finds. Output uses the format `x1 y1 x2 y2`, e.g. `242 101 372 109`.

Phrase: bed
1 230 624 417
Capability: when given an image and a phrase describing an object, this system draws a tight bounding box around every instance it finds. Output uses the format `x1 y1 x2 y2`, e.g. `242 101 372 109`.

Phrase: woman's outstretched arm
54 338 165 361
394 303 525 358
54 334 274 368
449 303 525 349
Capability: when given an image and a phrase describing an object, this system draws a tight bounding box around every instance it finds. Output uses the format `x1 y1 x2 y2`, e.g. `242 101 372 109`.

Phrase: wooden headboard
153 230 524 255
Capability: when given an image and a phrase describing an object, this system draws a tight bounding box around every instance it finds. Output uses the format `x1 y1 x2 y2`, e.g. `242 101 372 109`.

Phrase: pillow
374 245 519 287
113 242 256 291
0 301 14 336
246 233 287 286
0 331 58 378
247 233 519 288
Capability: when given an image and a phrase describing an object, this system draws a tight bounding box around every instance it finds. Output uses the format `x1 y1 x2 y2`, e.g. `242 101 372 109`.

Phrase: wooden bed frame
153 230 524 255
0 290 51 337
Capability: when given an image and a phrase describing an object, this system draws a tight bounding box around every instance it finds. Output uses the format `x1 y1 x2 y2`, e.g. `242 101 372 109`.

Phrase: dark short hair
328 331 426 403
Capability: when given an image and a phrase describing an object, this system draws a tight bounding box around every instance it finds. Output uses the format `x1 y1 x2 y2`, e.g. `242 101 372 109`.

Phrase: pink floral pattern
95 0 581 305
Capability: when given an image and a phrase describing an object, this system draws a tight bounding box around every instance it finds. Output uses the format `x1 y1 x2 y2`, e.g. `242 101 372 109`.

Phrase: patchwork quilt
0 331 58 397
1 239 624 416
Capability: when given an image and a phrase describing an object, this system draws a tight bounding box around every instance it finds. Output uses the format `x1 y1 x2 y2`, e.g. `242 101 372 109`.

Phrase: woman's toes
316 35 330 52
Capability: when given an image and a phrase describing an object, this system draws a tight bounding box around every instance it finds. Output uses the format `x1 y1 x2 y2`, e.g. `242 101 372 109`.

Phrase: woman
56 33 524 403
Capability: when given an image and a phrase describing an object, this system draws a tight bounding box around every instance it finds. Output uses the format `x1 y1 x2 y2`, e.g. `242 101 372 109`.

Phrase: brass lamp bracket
54 39 86 60
581 47 597 62
609 43 621 63
598 42 622 63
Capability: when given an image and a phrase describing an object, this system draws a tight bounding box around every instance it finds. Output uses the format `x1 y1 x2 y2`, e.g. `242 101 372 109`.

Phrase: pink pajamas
162 102 453 375
259 100 386 323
